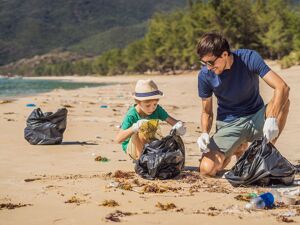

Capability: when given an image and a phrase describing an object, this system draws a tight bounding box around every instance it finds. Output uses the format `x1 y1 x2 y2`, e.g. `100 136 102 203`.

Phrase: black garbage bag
135 129 185 180
225 138 296 187
24 108 68 145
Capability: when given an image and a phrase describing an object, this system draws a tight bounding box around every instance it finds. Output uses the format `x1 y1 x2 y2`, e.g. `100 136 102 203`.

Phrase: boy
115 79 186 160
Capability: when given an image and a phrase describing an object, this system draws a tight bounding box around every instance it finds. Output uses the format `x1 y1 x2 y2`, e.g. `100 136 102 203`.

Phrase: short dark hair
196 33 231 59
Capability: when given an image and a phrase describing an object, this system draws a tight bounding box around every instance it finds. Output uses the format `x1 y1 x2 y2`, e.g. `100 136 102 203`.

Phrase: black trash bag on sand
135 129 185 180
225 138 297 187
24 108 67 145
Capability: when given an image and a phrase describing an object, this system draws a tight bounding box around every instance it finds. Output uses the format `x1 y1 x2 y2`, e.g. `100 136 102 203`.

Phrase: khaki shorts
126 133 139 160
207 106 266 157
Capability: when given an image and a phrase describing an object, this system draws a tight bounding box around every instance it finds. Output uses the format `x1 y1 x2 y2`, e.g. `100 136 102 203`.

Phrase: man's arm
262 70 290 118
201 97 213 133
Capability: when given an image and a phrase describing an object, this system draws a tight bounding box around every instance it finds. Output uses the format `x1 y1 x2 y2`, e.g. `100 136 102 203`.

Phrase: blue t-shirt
198 49 271 122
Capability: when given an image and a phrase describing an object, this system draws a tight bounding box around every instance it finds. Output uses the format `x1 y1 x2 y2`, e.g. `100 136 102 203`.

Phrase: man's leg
200 150 225 176
233 142 248 159
200 141 248 176
199 118 247 176
265 98 290 144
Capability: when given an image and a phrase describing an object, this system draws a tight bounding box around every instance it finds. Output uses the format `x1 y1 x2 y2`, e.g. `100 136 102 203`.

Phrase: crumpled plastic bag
225 138 296 187
135 129 185 180
24 108 67 145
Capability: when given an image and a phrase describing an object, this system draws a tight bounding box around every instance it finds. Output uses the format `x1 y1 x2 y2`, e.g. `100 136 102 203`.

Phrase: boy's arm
165 116 179 126
115 127 134 144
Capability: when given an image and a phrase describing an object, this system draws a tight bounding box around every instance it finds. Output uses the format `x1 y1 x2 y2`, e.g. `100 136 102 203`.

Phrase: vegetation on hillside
0 0 186 65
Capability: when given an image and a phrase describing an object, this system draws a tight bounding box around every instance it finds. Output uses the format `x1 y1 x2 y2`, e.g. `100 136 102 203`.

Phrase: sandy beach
0 63 300 225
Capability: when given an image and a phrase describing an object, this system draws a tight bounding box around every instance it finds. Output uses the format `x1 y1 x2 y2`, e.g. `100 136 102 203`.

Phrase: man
196 33 290 177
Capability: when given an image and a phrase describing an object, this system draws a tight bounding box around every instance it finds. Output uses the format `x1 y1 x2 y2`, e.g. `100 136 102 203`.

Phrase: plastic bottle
245 192 274 210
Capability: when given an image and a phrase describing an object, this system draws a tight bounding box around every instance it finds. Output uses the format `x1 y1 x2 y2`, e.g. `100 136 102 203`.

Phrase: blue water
0 78 113 97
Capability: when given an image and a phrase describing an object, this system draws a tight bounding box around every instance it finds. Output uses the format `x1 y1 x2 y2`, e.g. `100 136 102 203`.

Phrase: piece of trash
24 178 42 182
293 180 300 185
62 104 73 108
276 215 295 223
100 200 119 207
281 211 297 217
0 203 32 210
26 103 36 107
155 202 177 211
245 192 274 210
106 182 120 188
64 196 86 205
0 100 13 104
281 195 297 205
105 210 134 222
94 156 109 162
235 193 257 202
139 119 160 142
100 105 108 108
112 170 135 179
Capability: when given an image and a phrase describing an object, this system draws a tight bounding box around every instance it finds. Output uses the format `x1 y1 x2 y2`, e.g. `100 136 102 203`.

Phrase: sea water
0 77 112 97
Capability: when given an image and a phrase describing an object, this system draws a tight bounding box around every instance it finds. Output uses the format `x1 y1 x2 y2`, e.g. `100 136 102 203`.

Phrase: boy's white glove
172 121 186 136
263 117 279 142
132 119 148 133
197 133 210 153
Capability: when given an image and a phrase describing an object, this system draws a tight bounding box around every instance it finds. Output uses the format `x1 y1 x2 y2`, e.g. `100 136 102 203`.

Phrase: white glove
131 119 148 133
172 121 186 136
263 117 279 142
197 133 210 153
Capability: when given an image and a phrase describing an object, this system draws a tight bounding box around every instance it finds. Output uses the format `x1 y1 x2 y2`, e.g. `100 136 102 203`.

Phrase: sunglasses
199 56 220 67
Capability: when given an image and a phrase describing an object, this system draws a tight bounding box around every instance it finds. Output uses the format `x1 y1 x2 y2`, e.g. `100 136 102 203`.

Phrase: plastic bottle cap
26 103 36 107
259 192 274 208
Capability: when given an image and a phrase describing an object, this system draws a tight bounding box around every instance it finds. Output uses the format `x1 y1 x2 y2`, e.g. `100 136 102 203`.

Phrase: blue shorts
207 106 266 157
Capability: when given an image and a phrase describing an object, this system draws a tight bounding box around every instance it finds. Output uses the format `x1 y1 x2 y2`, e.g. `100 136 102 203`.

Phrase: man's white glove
172 121 186 136
197 133 210 153
263 117 279 142
132 119 148 133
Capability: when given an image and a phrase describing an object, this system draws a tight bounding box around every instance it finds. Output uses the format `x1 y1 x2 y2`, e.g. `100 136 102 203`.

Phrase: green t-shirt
120 104 169 152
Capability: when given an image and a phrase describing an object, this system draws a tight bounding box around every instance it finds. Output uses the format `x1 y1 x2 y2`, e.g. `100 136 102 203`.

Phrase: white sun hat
133 79 164 101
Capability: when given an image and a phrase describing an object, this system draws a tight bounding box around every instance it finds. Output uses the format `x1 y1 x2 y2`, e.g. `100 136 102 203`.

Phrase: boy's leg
129 133 147 159
126 133 146 160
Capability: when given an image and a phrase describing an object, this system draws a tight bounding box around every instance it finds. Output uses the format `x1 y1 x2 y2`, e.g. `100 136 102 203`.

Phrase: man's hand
131 119 148 133
263 117 279 142
172 121 186 136
197 133 210 153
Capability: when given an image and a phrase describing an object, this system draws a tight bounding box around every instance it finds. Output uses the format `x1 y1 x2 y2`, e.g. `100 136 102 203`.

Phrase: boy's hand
132 119 148 133
172 121 186 136
197 133 210 153
263 117 279 142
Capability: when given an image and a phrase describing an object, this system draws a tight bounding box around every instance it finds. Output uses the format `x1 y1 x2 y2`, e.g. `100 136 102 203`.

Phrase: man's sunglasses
199 56 220 67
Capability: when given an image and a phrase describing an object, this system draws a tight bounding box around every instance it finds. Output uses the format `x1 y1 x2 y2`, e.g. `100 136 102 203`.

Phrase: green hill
0 0 186 65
